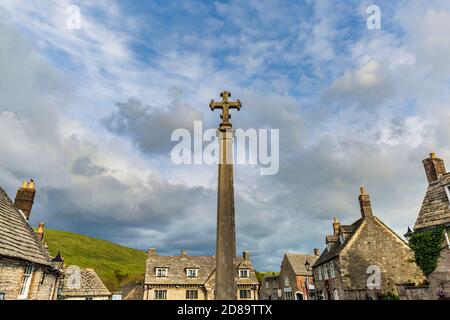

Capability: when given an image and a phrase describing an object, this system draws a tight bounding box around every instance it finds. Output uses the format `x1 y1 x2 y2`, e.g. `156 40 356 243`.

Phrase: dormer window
186 268 198 278
238 269 250 278
444 185 450 203
155 268 168 277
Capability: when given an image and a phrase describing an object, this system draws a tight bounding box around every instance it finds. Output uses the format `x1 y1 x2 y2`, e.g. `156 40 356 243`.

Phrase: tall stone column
209 91 241 300
215 127 237 300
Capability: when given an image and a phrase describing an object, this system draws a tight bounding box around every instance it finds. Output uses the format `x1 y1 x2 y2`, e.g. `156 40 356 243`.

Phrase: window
330 262 336 278
284 276 289 287
265 280 270 289
239 290 251 299
155 268 168 277
0 293 5 300
85 297 93 301
324 263 329 280
186 268 198 278
317 266 323 281
285 291 293 300
339 234 345 244
186 290 198 299
154 290 167 300
238 269 249 278
333 289 339 300
444 185 450 202
18 265 34 299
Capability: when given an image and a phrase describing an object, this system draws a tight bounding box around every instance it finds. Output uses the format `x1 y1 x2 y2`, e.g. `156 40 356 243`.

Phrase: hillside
44 229 147 291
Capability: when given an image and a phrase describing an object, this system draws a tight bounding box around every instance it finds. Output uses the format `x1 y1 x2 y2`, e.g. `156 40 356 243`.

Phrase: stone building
0 181 60 300
259 274 281 300
312 187 426 300
58 267 111 300
410 153 450 298
143 249 259 300
278 251 319 300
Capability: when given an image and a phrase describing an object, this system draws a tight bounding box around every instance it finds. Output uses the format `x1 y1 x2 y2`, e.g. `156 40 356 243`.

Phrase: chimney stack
423 152 446 184
148 248 157 257
36 222 45 242
243 251 250 260
14 180 36 220
313 248 321 257
359 186 373 220
181 249 188 258
332 217 340 236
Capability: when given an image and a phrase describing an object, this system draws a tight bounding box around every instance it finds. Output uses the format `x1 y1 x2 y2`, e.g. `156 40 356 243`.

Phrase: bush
409 227 445 276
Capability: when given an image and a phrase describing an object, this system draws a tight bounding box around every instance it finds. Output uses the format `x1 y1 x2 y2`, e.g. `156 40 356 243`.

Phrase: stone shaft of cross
210 91 241 300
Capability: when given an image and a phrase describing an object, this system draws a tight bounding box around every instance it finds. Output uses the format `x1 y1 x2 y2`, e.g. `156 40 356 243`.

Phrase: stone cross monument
209 91 241 300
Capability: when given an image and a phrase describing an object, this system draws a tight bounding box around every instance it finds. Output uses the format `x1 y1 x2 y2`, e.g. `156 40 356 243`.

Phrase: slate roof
313 219 364 266
61 268 111 297
145 254 259 286
0 187 51 266
414 172 450 230
285 253 318 276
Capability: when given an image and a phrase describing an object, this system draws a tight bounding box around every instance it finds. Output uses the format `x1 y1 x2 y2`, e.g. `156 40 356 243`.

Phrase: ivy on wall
409 227 445 276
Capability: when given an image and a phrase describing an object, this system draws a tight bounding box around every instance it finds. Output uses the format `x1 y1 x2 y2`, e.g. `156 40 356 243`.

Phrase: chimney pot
333 217 340 236
358 186 373 219
423 153 446 184
313 248 321 257
14 179 36 220
36 222 45 242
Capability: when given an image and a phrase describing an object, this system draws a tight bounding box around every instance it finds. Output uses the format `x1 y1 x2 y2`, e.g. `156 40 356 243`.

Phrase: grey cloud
104 97 202 154
71 157 107 177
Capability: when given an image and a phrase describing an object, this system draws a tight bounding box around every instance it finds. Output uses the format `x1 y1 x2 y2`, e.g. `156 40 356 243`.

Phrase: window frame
330 262 336 278
18 265 34 300
186 268 198 278
186 289 198 300
238 268 250 278
324 263 329 280
0 292 5 300
317 266 323 281
155 268 168 277
154 290 167 300
445 185 450 204
239 289 251 299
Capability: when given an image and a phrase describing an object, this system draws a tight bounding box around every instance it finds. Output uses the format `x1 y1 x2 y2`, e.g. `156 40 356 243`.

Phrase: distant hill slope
44 229 147 291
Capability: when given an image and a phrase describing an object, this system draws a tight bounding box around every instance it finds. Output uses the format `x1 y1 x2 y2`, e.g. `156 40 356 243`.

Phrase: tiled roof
145 254 259 286
61 268 111 297
414 172 450 230
0 187 51 266
313 219 363 266
285 253 318 276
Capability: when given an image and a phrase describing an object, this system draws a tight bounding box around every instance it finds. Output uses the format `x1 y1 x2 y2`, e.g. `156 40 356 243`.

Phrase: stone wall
341 218 425 297
427 231 450 299
396 284 433 300
0 256 58 300
143 285 258 300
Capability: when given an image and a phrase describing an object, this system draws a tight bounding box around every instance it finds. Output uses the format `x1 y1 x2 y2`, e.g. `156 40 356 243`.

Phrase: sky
0 0 450 271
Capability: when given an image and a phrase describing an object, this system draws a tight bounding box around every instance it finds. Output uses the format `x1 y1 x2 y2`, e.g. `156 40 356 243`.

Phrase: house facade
259 274 281 300
0 181 60 300
143 249 259 300
312 187 426 300
278 251 319 300
412 153 450 298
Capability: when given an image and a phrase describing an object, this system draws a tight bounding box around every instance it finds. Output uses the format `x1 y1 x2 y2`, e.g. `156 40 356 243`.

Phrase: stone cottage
143 249 259 300
58 267 111 300
259 274 281 300
0 181 60 300
312 187 425 300
411 153 450 298
278 251 319 300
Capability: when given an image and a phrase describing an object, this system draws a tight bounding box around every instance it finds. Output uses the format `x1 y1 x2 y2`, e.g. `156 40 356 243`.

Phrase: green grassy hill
44 229 147 291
